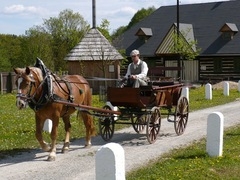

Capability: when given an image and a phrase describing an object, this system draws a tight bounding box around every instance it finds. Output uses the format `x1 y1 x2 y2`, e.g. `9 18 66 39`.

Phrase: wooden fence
0 72 15 94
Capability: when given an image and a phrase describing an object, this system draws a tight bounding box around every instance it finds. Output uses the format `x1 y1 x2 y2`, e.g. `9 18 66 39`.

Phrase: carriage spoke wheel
131 114 146 134
98 105 115 141
146 107 161 144
174 96 189 135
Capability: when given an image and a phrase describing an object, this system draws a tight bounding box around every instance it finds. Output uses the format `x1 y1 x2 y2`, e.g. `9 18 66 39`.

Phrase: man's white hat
130 49 140 56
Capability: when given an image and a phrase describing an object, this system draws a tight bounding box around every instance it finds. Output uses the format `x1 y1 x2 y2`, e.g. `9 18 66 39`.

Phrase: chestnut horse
13 60 95 161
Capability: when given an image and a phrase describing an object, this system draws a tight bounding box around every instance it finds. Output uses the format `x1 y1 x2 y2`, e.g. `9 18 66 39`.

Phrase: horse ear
26 67 31 75
13 68 20 74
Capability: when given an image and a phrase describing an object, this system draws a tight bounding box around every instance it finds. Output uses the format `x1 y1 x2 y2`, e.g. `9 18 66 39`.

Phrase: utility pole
177 0 181 79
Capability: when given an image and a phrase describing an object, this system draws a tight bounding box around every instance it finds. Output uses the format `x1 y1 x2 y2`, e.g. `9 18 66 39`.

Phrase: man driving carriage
121 49 149 88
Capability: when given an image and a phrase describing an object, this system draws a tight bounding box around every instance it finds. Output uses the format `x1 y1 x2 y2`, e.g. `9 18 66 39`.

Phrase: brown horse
13 62 95 161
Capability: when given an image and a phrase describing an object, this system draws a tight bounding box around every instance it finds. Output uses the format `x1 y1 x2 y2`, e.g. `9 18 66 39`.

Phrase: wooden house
115 0 240 83
64 28 124 94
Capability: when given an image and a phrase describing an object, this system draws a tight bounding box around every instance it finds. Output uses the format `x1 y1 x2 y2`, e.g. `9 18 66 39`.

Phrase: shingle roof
65 28 123 61
115 0 240 57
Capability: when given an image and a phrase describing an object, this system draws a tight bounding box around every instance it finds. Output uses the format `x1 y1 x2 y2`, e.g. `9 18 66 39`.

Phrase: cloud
4 5 35 14
3 4 47 16
102 6 136 19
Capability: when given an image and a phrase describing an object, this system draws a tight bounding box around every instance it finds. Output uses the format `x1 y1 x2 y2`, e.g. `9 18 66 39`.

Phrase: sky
0 0 227 36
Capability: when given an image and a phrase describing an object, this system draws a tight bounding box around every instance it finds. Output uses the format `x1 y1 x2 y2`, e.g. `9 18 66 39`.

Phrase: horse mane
29 67 44 82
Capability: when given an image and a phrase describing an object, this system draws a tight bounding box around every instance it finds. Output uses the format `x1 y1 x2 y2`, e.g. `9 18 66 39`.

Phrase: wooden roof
65 28 123 61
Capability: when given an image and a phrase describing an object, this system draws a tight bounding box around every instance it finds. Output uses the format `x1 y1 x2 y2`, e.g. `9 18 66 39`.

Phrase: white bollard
43 119 52 133
238 80 240 92
206 112 224 157
181 86 189 101
205 83 212 100
223 81 229 96
96 143 125 180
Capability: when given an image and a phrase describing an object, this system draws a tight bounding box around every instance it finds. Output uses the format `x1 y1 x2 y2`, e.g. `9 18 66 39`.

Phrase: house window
234 59 240 72
222 32 233 40
214 59 222 72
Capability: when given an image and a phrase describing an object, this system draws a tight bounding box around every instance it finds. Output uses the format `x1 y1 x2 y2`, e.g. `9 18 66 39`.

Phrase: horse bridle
16 72 48 104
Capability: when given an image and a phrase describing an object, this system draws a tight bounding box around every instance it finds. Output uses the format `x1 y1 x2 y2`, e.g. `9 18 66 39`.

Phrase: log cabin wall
199 56 240 83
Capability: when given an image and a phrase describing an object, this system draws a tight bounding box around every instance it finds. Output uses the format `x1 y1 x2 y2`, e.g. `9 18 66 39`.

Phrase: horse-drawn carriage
13 58 189 160
98 81 189 144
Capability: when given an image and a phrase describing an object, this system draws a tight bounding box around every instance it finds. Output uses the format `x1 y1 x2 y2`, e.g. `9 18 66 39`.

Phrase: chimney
92 0 96 28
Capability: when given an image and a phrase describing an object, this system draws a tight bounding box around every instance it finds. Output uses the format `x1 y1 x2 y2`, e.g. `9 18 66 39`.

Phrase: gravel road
1 100 240 180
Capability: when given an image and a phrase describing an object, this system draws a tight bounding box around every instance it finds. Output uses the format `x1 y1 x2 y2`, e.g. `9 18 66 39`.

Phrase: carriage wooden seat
107 86 154 108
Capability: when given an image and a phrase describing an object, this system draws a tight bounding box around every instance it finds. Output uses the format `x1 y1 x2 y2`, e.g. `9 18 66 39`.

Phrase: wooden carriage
98 82 189 144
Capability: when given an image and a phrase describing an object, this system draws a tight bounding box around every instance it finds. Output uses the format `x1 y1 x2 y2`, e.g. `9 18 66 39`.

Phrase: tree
111 6 156 39
126 6 156 30
42 9 90 71
97 19 112 42
171 29 201 61
0 34 23 71
23 26 53 68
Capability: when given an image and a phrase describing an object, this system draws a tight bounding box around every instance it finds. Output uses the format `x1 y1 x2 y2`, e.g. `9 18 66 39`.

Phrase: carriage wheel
146 107 161 144
98 105 115 141
131 114 146 134
174 96 189 135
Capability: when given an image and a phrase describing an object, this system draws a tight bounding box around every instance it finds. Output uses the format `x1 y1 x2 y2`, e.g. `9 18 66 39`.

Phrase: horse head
13 67 43 109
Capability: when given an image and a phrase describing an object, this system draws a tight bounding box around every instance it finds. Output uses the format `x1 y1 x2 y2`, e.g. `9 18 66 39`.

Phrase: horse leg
35 116 51 152
79 111 95 148
61 115 71 153
47 118 59 161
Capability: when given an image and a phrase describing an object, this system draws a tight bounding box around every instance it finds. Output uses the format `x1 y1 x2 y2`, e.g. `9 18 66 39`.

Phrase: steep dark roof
116 0 240 57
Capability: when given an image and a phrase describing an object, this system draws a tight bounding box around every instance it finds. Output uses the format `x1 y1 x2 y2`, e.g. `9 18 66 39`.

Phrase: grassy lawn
1 85 240 178
127 86 240 180
0 93 105 158
127 125 240 180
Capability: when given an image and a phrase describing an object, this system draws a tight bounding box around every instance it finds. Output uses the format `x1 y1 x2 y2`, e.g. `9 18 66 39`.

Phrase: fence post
206 112 224 157
205 83 212 100
223 81 229 96
0 73 3 95
238 80 240 92
96 143 125 180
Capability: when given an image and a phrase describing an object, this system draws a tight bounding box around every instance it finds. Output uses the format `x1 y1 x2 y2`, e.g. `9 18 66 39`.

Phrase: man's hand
130 75 137 79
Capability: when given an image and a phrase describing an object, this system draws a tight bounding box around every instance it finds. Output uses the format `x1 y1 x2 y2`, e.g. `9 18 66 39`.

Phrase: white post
205 83 212 100
43 119 52 133
1 73 3 95
238 80 240 92
223 81 229 96
96 143 125 180
181 86 189 101
206 112 224 157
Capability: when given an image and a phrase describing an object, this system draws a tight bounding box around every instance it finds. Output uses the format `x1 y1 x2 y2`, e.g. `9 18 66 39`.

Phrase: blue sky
0 0 226 35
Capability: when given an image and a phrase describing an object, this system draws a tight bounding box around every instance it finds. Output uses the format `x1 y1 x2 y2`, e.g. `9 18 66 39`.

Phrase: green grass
126 87 240 180
0 94 104 157
127 125 240 180
1 85 239 178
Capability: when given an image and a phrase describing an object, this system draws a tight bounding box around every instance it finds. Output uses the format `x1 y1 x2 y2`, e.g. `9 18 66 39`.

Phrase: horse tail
79 83 96 136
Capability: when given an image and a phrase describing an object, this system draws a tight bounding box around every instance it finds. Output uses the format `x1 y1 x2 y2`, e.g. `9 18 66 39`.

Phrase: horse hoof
84 144 91 149
61 148 69 154
47 156 56 161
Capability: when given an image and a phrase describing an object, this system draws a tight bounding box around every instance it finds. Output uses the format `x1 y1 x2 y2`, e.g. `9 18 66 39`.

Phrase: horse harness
27 58 85 112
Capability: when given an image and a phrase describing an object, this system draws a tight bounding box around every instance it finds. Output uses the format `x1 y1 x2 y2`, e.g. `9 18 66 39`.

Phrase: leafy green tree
42 9 90 71
97 19 112 42
126 6 156 30
0 34 23 71
171 29 201 60
112 6 156 40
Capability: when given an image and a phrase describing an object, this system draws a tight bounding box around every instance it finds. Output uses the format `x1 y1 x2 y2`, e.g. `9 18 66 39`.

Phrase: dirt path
1 100 240 180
